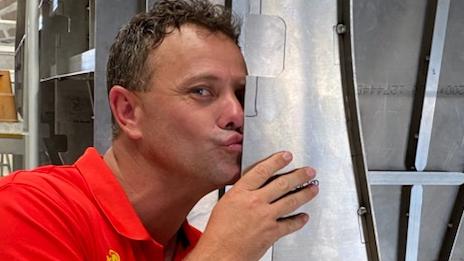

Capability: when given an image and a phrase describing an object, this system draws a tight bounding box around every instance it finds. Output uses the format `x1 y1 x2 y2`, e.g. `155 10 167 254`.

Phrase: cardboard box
0 71 13 94
0 93 18 122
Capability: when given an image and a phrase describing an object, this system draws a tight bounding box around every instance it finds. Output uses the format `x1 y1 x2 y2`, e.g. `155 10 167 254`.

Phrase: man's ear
108 86 143 139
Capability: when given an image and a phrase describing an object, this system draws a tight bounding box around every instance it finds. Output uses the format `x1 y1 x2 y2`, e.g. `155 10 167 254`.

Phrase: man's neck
103 139 208 245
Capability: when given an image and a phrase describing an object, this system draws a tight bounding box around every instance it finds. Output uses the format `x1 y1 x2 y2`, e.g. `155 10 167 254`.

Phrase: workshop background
0 1 463 261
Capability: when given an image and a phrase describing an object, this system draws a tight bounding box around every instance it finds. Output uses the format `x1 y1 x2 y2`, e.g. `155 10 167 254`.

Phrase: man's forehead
150 25 244 63
148 24 238 60
183 71 246 84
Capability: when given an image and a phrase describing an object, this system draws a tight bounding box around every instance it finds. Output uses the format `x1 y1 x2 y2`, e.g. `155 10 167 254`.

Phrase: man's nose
218 93 244 132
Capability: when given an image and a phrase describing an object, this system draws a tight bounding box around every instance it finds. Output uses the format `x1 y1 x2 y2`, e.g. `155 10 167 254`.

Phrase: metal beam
0 19 15 25
0 45 14 53
415 0 451 171
338 0 379 259
24 0 39 168
405 0 438 170
369 171 464 186
405 185 424 261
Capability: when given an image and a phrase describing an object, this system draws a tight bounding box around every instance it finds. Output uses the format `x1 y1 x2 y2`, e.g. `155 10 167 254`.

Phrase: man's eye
192 87 212 97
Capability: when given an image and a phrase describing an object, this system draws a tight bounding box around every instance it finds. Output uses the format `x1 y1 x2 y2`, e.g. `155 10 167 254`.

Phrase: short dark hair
107 0 241 137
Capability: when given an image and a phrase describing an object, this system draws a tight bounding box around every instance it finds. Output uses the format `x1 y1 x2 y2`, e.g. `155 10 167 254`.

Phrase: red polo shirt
0 148 202 260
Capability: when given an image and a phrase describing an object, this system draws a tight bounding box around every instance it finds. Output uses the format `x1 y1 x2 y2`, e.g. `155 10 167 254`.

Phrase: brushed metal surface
369 171 464 186
419 186 460 261
426 0 464 173
424 0 464 259
415 0 450 172
353 0 427 171
240 0 372 260
243 14 285 77
405 185 423 261
352 1 425 260
370 186 402 261
353 0 464 260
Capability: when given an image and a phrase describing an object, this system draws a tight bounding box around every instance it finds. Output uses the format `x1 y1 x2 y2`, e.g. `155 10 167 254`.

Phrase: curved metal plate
240 0 372 260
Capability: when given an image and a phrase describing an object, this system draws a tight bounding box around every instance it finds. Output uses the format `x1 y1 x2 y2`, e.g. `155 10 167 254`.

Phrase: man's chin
227 172 241 185
218 167 241 187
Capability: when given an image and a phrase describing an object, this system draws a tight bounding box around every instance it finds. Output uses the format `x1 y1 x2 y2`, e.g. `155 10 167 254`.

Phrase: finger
259 167 316 203
276 213 309 237
236 151 292 190
271 183 319 218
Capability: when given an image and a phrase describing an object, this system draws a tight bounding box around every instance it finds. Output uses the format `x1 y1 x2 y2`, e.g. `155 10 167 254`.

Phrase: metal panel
370 186 402 261
243 14 285 77
67 49 95 74
354 1 428 260
353 0 464 259
418 186 459 261
353 0 427 170
39 0 90 80
239 0 374 260
445 185 464 260
40 49 95 82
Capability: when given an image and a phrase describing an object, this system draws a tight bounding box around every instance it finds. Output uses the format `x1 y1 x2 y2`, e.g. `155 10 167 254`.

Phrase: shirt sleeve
0 182 85 260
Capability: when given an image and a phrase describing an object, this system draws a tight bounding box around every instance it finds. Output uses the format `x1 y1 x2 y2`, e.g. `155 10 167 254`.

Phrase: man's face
137 24 246 190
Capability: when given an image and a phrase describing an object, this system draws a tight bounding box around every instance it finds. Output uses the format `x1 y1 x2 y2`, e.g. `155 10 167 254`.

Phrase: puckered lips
221 133 243 152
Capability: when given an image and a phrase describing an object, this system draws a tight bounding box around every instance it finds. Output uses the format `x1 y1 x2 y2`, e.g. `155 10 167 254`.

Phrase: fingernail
282 152 292 161
305 168 314 177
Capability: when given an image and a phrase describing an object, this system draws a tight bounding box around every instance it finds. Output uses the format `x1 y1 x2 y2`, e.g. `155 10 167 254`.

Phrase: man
0 0 319 260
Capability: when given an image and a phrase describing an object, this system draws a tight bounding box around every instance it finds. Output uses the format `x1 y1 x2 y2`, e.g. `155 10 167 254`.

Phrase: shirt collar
74 147 202 250
75 147 154 242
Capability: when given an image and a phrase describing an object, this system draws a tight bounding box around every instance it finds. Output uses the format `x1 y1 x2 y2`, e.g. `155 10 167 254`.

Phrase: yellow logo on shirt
106 249 120 261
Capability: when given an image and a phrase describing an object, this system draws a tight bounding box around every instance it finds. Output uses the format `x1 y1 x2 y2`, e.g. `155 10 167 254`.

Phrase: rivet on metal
357 206 367 216
336 24 347 34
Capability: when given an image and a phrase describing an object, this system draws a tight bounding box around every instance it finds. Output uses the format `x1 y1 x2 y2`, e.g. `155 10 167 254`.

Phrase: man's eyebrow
185 73 221 83
183 73 246 84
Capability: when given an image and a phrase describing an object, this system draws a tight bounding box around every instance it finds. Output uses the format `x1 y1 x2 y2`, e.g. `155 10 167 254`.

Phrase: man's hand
185 152 319 261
